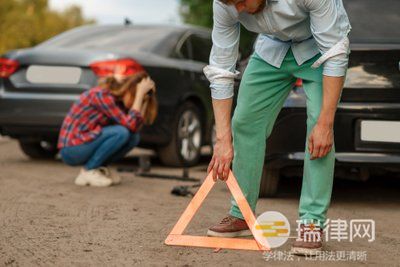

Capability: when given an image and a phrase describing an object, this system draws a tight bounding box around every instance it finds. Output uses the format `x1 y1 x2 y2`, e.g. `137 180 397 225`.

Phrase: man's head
219 0 266 14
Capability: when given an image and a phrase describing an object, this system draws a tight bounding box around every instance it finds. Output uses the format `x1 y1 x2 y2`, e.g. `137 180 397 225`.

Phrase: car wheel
18 140 58 159
259 165 280 198
157 102 203 167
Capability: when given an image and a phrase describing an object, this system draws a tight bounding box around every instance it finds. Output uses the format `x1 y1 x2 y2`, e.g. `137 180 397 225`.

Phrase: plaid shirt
57 86 144 149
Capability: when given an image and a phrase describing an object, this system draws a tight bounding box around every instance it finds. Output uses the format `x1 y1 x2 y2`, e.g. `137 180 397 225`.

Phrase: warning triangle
165 169 271 251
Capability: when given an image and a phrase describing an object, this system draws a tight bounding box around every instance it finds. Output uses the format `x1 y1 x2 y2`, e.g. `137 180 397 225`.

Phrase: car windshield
37 25 172 53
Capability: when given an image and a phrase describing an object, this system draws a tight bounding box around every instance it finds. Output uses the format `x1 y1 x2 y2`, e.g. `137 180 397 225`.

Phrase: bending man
204 0 351 255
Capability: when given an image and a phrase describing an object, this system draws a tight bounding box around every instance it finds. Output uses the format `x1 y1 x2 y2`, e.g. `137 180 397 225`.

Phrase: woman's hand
137 77 155 97
131 77 155 115
140 97 149 117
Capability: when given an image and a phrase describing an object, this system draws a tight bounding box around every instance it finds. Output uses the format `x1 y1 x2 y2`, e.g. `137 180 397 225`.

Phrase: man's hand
308 75 344 159
308 122 334 160
207 137 234 181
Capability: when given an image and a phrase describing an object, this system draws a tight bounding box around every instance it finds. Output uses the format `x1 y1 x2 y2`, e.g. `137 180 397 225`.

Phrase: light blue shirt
206 0 352 99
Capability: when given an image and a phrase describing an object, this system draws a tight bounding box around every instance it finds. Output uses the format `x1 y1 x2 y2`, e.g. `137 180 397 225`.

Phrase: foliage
0 0 95 55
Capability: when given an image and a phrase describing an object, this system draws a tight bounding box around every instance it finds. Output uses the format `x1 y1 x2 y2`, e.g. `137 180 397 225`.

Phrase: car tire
18 140 58 159
259 165 280 198
157 102 203 167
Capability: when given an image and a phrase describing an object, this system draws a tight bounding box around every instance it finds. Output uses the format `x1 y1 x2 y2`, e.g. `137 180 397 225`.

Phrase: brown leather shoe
291 223 323 256
207 215 252 237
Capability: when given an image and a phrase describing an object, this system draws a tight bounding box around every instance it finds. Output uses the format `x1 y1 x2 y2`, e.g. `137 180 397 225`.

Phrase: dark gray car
0 24 215 167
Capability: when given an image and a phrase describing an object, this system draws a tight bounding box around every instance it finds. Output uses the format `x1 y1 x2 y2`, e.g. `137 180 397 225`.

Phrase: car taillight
0 58 19 78
90 58 144 77
295 78 303 87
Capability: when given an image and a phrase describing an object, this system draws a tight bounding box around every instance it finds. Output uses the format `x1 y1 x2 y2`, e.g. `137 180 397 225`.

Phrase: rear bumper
268 103 400 150
0 90 77 126
266 102 400 169
0 124 170 147
0 90 74 140
269 152 400 166
0 90 172 146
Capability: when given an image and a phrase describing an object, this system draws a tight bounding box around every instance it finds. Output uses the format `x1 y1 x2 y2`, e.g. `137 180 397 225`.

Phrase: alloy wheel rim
177 110 201 161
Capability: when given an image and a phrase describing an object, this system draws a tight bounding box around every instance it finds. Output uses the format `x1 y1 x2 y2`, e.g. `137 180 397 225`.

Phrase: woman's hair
219 0 235 4
98 71 158 125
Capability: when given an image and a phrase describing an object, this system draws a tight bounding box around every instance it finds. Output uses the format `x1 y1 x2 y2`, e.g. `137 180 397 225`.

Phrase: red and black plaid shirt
57 86 144 149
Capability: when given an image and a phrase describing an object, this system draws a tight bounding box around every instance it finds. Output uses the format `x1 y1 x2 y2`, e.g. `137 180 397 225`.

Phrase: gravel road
0 138 399 266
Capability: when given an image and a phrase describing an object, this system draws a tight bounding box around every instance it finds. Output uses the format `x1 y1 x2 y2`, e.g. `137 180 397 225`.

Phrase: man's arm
306 0 351 159
204 0 240 180
207 97 234 181
308 76 344 159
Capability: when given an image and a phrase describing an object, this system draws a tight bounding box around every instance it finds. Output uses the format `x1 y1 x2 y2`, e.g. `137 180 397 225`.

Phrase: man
203 0 351 255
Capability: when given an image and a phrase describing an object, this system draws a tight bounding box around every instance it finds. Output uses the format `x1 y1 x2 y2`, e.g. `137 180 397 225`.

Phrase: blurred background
0 0 258 56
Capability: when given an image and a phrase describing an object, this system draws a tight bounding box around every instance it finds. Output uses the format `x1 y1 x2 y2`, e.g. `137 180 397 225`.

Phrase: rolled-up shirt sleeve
204 0 241 99
306 0 352 77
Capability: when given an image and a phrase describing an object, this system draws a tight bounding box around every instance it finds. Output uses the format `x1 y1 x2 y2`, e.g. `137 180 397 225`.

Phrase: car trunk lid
2 48 130 94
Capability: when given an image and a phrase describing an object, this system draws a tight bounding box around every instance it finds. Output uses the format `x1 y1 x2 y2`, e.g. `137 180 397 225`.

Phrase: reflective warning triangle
165 170 271 251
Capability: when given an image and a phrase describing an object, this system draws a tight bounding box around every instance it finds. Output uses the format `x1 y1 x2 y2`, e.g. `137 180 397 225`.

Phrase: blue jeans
60 125 140 170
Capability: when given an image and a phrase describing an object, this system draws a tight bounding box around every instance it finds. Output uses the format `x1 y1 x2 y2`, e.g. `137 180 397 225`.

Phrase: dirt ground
0 137 399 266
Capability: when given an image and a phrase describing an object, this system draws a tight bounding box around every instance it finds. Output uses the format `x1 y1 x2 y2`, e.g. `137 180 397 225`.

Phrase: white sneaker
104 167 122 185
74 167 113 187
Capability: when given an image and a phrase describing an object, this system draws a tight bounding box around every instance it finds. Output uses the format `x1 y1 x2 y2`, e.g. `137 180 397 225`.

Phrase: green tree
0 0 95 55
180 0 257 58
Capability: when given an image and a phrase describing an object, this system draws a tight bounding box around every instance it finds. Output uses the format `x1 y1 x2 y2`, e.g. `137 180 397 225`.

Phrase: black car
258 45 400 197
258 0 400 196
0 24 215 167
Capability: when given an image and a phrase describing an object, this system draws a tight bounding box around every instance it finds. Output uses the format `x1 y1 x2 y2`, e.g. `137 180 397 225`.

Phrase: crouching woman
57 71 157 187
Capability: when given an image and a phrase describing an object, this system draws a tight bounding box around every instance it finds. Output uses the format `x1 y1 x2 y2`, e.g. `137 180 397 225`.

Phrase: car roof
73 23 210 34
68 24 210 38
37 23 211 56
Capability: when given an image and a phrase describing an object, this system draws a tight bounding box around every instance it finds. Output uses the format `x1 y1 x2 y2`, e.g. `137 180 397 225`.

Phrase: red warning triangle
165 170 270 251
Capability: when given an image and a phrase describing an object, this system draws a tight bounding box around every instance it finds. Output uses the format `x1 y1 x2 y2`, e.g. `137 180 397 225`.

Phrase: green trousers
229 48 335 227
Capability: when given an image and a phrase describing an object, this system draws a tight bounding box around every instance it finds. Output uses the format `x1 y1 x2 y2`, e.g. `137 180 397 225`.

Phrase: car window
190 35 212 63
179 36 192 60
345 51 400 89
